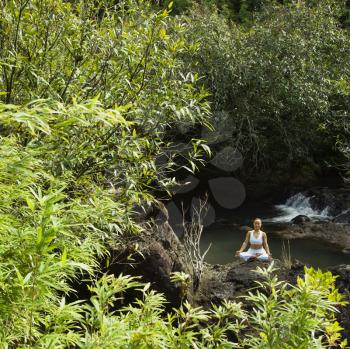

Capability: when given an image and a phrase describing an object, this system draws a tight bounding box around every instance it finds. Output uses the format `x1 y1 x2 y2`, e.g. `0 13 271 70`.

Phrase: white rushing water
265 192 332 223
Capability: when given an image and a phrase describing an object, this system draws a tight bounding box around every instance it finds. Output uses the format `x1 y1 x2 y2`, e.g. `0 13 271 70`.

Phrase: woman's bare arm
262 232 272 256
236 231 250 255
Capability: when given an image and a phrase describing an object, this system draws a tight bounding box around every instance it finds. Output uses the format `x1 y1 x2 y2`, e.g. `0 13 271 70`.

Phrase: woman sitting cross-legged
235 218 272 262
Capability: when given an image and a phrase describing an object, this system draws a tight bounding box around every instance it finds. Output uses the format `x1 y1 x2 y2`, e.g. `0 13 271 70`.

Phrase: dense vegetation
178 0 350 183
0 0 350 347
159 0 350 184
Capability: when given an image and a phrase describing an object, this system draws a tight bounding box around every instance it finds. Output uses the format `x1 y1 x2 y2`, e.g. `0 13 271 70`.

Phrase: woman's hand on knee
235 250 241 257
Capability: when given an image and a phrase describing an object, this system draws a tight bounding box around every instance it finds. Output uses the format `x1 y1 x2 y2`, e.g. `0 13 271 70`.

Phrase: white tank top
249 230 263 244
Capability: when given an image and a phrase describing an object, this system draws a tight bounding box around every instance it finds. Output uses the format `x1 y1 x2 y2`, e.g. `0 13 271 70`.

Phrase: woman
235 218 272 262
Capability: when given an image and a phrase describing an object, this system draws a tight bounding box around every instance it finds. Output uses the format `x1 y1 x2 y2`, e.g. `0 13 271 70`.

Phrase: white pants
239 247 269 262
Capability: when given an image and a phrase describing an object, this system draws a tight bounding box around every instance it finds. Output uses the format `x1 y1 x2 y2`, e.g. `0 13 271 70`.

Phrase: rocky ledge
273 221 350 253
196 259 350 340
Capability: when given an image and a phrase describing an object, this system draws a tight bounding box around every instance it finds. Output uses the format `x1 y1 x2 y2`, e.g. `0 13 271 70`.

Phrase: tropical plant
0 1 214 345
170 271 191 303
240 262 349 349
0 0 211 136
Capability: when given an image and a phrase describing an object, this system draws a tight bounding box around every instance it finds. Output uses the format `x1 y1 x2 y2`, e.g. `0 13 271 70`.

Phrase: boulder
291 215 311 224
195 259 305 308
304 188 347 217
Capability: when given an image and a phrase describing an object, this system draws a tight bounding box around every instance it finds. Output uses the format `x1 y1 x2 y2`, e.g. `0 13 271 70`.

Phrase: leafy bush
0 96 211 346
240 262 348 348
0 0 210 134
183 1 350 178
2 256 347 347
0 1 212 343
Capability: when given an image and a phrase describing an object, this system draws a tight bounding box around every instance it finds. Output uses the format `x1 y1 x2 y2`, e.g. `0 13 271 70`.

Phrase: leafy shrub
240 262 348 348
0 0 210 134
183 1 350 177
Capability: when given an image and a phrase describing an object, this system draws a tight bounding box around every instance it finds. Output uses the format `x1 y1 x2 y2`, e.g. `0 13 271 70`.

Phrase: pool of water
200 222 350 268
169 188 350 267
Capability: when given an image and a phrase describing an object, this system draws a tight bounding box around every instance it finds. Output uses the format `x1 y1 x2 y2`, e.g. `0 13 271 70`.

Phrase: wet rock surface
306 189 345 216
273 221 350 252
291 214 311 224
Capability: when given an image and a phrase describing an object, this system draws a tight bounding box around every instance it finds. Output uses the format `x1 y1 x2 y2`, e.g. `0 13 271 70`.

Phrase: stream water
198 192 350 268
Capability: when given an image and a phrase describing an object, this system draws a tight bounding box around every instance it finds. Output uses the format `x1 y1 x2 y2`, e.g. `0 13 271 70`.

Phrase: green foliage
0 0 213 194
164 0 350 27
0 136 104 346
322 76 350 184
0 82 211 344
0 0 349 346
0 0 210 132
2 258 346 347
0 0 212 345
183 0 350 178
240 262 348 348
170 271 191 302
2 272 246 348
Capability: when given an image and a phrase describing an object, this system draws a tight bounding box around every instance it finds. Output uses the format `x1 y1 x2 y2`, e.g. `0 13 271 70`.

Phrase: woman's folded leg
256 250 269 262
239 251 252 261
239 248 269 262
257 254 269 261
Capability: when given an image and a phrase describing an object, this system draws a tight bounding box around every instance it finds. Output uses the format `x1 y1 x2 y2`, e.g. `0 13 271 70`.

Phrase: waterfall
265 192 332 223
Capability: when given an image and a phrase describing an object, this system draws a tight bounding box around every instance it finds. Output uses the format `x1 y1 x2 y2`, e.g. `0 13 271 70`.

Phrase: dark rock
290 258 305 269
280 185 307 203
333 209 350 223
314 218 331 223
195 259 305 308
304 188 347 217
108 201 189 308
291 215 311 224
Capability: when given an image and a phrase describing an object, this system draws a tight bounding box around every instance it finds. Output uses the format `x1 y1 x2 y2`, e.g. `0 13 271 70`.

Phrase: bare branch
181 193 211 292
